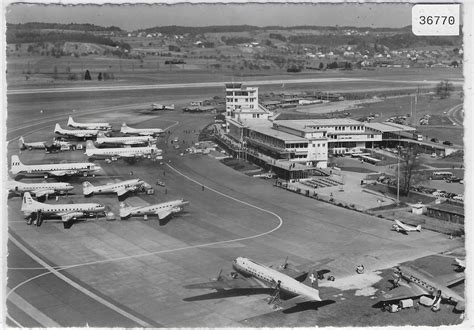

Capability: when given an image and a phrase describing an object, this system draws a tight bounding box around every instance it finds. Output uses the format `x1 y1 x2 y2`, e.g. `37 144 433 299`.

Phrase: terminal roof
274 118 363 132
366 122 417 132
248 121 307 143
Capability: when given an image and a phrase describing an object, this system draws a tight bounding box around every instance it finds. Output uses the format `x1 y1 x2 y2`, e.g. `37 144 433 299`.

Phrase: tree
318 62 324 70
98 72 103 81
397 145 427 196
435 80 454 99
84 69 91 80
53 65 58 79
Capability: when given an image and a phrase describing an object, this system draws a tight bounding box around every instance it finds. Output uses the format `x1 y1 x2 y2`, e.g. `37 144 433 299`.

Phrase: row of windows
332 126 364 131
226 98 256 103
246 266 272 283
407 275 435 292
226 91 251 96
312 143 326 147
285 143 308 149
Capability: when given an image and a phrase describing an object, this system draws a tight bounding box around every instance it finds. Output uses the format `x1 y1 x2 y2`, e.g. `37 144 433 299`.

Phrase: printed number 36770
419 16 455 25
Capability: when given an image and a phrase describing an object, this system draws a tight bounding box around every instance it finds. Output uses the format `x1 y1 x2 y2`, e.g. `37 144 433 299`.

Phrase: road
446 103 463 127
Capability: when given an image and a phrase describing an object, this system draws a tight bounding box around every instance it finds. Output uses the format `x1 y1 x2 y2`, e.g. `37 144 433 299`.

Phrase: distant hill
136 24 413 35
6 23 128 48
8 22 122 32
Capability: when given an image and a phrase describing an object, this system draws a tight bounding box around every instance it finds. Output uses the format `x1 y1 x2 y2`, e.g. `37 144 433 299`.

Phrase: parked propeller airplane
454 258 465 271
95 132 156 146
55 123 99 139
391 219 421 234
85 141 161 162
185 257 331 309
120 123 164 137
68 116 111 130
8 180 74 198
21 192 105 228
119 199 188 220
381 265 465 312
18 136 46 150
83 178 151 198
151 103 175 111
10 155 102 179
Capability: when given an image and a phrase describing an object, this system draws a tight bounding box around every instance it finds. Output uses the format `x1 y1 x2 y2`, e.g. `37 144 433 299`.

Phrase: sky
5 2 414 31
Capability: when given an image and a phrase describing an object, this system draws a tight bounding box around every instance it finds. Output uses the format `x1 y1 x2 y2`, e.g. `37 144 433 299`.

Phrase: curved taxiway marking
8 153 283 326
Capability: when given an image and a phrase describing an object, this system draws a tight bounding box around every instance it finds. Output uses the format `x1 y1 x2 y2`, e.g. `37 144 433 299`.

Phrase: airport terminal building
221 83 420 178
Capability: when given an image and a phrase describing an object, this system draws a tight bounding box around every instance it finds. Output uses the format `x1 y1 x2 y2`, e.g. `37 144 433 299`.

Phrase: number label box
412 4 460 36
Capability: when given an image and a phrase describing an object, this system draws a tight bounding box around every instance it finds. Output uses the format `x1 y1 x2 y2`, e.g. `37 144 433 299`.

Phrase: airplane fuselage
8 181 73 195
398 266 464 307
11 162 101 177
85 179 144 195
86 145 160 158
22 201 105 217
232 257 321 301
96 136 156 146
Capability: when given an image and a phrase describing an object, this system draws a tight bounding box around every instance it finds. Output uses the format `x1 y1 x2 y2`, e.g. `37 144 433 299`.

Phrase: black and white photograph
2 0 472 327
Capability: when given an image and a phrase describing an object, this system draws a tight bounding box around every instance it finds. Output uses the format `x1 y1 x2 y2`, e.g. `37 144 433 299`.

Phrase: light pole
397 146 400 205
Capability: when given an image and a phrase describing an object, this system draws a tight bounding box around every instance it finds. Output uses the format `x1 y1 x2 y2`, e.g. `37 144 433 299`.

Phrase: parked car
443 140 453 146
430 138 439 143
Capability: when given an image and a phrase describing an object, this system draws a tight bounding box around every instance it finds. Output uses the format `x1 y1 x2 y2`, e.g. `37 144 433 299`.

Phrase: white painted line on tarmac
8 235 153 328
8 290 61 327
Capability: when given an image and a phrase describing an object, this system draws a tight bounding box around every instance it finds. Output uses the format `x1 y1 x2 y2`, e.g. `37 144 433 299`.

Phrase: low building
426 201 464 225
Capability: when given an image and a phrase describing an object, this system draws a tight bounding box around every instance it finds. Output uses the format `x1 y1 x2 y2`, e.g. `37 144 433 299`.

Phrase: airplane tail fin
82 181 94 196
11 155 23 173
18 136 25 149
86 140 96 150
21 192 38 213
119 202 132 219
416 225 421 232
54 123 62 133
68 116 74 127
303 268 319 289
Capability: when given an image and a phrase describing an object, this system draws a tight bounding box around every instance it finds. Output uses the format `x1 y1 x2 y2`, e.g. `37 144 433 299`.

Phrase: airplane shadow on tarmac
281 300 336 314
183 288 275 302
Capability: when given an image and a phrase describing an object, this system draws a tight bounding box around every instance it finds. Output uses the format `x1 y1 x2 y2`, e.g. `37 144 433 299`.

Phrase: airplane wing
48 170 78 176
436 272 465 287
381 281 428 301
59 211 84 222
114 186 131 197
156 210 172 220
185 273 267 290
269 257 332 280
33 189 55 198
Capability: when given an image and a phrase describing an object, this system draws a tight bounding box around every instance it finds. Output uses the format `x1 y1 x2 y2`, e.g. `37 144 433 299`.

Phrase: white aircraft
120 123 164 137
85 141 161 161
95 132 156 147
10 155 102 179
21 192 105 228
151 103 175 111
55 123 99 139
68 116 112 130
454 258 465 271
7 180 74 198
83 178 151 198
391 219 421 234
18 136 46 150
382 265 465 312
119 199 188 220
185 257 330 309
